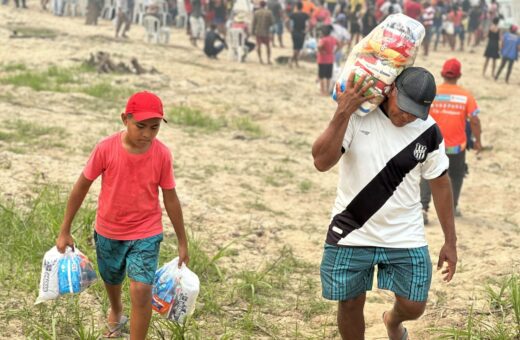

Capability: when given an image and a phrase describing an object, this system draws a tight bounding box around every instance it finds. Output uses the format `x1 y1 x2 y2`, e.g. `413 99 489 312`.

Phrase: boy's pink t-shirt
83 132 176 241
317 35 337 64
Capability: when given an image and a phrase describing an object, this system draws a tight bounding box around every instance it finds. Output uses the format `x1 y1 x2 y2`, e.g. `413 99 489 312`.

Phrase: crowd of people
4 0 518 79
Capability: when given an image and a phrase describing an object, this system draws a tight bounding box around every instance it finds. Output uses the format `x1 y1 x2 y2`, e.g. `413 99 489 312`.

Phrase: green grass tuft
168 106 226 132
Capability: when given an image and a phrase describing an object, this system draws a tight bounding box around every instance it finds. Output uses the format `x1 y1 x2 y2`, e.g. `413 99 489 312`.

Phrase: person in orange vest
421 58 482 223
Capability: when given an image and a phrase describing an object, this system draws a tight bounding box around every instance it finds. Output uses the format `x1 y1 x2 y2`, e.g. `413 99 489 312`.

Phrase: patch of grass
0 119 69 150
1 65 133 101
10 26 58 38
81 82 133 101
431 274 520 339
2 63 27 72
168 106 226 132
299 179 313 192
1 66 78 92
231 117 262 137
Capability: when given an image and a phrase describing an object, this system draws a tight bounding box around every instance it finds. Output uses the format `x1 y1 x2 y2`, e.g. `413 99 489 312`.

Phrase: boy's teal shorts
320 244 432 302
94 231 163 286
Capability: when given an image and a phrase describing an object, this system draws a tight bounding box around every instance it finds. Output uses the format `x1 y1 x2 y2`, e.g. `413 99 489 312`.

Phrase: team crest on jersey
413 143 427 161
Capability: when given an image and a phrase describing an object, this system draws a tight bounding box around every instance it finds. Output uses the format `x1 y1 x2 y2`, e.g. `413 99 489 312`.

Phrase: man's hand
178 242 190 268
335 72 377 117
473 140 482 153
56 229 74 253
437 242 457 282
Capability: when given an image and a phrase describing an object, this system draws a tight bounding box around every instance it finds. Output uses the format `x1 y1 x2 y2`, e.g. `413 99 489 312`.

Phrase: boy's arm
162 188 189 267
56 173 94 253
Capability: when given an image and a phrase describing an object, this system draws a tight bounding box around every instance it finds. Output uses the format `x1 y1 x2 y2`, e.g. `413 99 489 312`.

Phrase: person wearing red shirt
56 91 189 339
317 24 337 95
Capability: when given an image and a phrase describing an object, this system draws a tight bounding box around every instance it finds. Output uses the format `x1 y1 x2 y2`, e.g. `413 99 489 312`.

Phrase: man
421 2 435 56
268 0 285 47
204 24 228 59
189 0 205 46
252 0 275 64
312 68 457 339
421 58 482 222
115 0 131 38
287 1 310 67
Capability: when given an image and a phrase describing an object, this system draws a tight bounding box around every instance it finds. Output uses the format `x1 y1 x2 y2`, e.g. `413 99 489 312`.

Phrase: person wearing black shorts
287 1 309 67
317 25 337 95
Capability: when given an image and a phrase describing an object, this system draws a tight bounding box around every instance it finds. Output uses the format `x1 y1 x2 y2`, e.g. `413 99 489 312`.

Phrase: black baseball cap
395 67 436 121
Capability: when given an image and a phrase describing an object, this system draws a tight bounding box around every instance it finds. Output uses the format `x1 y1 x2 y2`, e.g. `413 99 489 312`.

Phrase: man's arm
163 188 190 267
429 173 458 282
312 73 375 172
56 174 93 253
469 115 482 152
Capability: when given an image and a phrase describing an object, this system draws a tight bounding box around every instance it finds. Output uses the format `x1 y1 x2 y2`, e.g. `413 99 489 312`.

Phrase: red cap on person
511 25 518 33
124 91 166 122
441 58 462 79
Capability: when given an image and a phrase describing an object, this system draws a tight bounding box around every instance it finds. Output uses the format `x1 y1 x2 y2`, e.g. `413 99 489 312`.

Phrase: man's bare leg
257 44 264 64
383 295 426 339
337 293 366 340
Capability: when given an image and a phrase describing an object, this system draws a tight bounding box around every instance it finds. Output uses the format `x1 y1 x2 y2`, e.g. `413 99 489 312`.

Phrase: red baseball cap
441 58 462 78
124 91 167 122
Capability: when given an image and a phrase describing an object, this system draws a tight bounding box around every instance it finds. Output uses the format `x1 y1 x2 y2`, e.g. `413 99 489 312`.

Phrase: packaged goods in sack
332 13 425 116
152 257 200 323
35 247 62 303
36 246 97 304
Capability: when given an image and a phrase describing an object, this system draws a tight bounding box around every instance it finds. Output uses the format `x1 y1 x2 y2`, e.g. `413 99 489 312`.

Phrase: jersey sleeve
159 148 176 190
421 139 449 180
466 93 480 117
342 114 359 152
83 143 106 181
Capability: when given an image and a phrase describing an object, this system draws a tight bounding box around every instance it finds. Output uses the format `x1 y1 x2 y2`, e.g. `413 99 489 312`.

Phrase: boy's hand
178 243 189 268
56 230 74 253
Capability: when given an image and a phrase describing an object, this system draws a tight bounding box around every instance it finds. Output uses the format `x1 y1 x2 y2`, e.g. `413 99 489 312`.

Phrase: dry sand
0 5 519 339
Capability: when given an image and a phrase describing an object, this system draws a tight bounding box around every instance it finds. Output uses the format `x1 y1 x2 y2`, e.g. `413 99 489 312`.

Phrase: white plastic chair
143 15 170 44
227 27 247 62
101 0 116 19
132 0 145 23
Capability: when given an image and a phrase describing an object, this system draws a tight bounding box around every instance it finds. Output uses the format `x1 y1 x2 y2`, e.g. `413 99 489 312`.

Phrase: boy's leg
125 233 163 339
129 281 153 340
105 282 124 326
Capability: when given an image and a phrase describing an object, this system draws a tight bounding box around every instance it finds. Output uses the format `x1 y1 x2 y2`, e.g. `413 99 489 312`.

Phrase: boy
55 91 189 339
317 24 337 96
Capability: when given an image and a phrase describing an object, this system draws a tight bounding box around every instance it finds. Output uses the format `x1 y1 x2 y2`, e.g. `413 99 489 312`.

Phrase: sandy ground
1 4 519 339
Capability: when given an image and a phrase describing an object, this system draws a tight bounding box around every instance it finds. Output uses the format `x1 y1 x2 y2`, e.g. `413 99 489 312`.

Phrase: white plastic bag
332 13 425 116
36 247 62 303
152 257 200 323
35 246 97 304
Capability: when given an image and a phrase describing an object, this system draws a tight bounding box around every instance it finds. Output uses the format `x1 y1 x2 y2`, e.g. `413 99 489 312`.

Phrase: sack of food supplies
35 246 97 304
152 257 200 323
332 13 425 116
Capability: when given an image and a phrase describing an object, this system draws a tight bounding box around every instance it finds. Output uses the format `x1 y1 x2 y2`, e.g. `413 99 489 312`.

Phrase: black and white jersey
327 108 449 248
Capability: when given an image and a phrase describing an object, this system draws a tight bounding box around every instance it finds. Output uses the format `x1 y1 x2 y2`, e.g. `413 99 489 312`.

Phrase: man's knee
338 294 366 314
